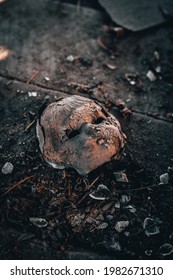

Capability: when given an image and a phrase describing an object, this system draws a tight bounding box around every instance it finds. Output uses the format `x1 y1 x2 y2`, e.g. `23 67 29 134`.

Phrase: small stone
1 162 14 174
115 221 129 233
106 215 114 221
125 205 136 213
114 199 120 209
97 184 110 192
44 76 50 81
102 201 114 211
120 195 131 204
154 51 160 61
97 222 108 230
29 217 48 228
28 91 37 97
108 240 121 251
159 173 169 184
97 214 104 221
124 231 130 237
129 80 136 85
155 66 161 73
70 214 82 227
114 172 128 182
66 55 75 62
146 70 156 82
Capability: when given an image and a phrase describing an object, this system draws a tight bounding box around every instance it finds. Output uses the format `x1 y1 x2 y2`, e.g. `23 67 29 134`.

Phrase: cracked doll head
36 95 126 175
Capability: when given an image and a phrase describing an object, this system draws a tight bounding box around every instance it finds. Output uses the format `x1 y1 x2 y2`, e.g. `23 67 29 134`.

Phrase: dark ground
0 0 173 260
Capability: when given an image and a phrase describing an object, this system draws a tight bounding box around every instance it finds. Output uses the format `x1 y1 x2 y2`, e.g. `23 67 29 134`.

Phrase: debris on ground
115 220 129 233
114 99 132 118
159 173 169 184
1 162 14 174
146 70 157 82
143 217 160 237
29 217 48 228
159 243 173 256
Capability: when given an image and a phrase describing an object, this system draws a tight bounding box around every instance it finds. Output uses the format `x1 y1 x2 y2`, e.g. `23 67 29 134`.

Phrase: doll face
37 95 125 175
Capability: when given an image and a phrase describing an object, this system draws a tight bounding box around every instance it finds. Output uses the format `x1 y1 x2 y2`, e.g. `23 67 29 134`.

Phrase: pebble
125 205 136 213
114 172 128 182
159 173 169 184
28 91 37 97
29 217 48 228
146 70 156 82
102 201 114 211
66 55 75 62
44 76 50 81
97 222 108 230
97 184 110 192
1 162 14 174
115 221 129 233
108 240 121 251
114 199 121 209
106 215 114 221
120 195 131 204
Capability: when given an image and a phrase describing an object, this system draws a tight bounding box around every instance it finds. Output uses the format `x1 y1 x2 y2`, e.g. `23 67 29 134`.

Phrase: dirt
0 0 173 260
